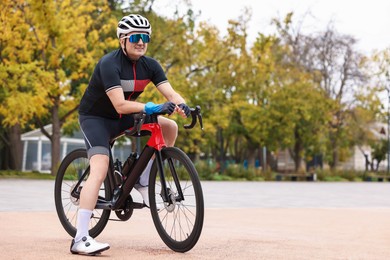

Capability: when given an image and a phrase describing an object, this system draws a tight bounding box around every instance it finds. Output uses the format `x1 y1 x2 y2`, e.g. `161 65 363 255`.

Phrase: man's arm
157 82 186 104
106 87 145 114
157 82 188 117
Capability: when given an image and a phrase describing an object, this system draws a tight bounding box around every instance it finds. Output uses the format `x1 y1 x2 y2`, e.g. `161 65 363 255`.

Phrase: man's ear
119 38 125 48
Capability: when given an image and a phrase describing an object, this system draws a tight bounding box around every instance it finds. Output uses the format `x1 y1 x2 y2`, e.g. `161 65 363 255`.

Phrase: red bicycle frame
142 123 166 151
112 116 168 210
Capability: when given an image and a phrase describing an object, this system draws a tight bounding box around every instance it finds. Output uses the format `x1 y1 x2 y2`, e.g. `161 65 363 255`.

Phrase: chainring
115 195 134 221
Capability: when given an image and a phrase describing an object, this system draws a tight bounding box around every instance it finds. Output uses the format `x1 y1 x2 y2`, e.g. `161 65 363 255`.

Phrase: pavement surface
0 180 389 259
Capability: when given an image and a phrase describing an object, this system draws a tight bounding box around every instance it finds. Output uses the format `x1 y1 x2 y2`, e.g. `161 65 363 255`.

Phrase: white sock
74 209 92 242
138 159 153 187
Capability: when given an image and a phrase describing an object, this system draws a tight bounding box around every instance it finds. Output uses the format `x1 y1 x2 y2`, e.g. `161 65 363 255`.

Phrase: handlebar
125 105 203 137
184 105 203 130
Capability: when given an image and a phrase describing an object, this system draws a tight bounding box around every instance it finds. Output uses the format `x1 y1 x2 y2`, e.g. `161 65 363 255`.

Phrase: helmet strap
122 38 129 57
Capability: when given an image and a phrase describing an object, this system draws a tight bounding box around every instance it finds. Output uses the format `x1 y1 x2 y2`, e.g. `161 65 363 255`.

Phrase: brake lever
184 106 203 130
198 110 203 130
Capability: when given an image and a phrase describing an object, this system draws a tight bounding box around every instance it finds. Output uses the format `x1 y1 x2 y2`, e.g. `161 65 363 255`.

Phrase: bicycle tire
54 148 111 238
149 147 204 252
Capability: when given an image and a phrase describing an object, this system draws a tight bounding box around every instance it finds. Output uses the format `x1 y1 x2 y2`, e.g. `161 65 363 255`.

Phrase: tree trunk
8 124 23 170
193 139 200 162
331 148 339 170
217 127 225 173
246 146 256 170
267 149 277 171
258 146 266 171
294 152 302 172
0 129 11 169
51 102 62 176
290 128 303 173
233 136 245 163
329 136 339 170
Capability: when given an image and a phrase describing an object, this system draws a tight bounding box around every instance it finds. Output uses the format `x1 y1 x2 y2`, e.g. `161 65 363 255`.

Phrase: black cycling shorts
79 114 151 159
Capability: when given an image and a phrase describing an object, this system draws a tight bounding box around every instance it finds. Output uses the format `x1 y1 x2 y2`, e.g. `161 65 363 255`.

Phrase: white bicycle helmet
117 14 152 38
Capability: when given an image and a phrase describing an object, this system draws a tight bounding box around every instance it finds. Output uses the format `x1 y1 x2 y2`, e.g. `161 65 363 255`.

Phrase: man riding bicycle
72 14 190 255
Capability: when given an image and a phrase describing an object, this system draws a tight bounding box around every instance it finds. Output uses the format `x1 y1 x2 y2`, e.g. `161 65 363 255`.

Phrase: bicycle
54 106 204 253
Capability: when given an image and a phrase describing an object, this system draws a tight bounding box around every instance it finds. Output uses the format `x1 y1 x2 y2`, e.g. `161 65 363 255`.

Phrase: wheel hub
165 192 177 212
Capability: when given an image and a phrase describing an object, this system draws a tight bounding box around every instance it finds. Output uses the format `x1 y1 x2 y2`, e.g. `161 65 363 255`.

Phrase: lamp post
387 82 390 176
387 88 390 176
386 71 390 176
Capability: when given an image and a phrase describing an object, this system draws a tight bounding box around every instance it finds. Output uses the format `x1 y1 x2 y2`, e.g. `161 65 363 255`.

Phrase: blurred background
1 0 389 182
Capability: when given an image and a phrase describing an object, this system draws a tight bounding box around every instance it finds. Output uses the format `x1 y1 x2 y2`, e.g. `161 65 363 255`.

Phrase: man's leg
159 116 178 147
136 116 178 206
79 154 109 210
71 154 110 255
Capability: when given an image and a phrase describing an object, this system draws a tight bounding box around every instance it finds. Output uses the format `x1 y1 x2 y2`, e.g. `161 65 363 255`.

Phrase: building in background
21 125 132 173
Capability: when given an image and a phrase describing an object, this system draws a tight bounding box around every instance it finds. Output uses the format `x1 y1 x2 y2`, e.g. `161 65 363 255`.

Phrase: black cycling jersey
79 49 168 119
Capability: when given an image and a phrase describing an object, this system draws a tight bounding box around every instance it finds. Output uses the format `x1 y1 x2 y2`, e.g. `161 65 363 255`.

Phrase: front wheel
54 148 111 238
149 147 204 252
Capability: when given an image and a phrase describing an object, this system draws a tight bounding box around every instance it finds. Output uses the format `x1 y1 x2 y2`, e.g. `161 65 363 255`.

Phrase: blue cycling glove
178 103 191 117
144 101 176 115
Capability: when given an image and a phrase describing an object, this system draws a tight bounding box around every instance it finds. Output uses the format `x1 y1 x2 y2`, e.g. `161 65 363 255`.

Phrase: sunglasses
122 34 150 43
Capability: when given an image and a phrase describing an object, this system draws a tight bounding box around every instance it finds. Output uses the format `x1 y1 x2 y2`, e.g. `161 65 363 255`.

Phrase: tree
0 0 51 170
0 0 118 174
134 2 238 168
232 13 331 172
272 13 374 170
371 139 388 171
311 27 368 169
266 79 331 172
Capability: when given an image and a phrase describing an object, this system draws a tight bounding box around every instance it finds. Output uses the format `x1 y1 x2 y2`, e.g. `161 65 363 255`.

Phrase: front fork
156 149 184 203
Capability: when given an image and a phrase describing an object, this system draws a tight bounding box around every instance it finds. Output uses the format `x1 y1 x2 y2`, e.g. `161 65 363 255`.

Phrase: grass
0 170 55 180
0 168 387 182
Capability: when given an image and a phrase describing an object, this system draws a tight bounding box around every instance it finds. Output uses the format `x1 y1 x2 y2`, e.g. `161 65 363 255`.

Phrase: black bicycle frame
112 145 154 210
71 113 189 211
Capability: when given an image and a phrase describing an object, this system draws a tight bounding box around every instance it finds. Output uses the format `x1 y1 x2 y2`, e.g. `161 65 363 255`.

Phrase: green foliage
0 170 55 180
315 169 364 182
371 139 388 169
194 161 268 181
0 0 118 174
0 1 388 175
194 160 218 180
1 168 386 182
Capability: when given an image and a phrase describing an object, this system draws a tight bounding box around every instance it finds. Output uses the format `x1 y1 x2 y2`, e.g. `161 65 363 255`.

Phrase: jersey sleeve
149 58 168 87
99 56 121 92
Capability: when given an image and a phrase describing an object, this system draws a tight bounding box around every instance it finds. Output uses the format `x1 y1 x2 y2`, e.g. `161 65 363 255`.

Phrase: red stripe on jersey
134 79 151 92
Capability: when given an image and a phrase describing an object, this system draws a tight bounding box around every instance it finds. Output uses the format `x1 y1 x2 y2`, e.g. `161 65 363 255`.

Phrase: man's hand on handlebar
143 102 202 129
176 103 191 118
144 101 191 118
144 101 176 115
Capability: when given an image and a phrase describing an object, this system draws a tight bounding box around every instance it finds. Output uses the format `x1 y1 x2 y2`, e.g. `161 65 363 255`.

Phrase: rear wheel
54 148 111 238
149 147 204 252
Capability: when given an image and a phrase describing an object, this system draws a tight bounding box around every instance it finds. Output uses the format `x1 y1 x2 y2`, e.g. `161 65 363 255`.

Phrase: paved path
0 180 389 259
1 180 390 211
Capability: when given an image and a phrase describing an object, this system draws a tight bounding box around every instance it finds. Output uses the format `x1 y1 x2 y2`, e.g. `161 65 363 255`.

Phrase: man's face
120 32 149 60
